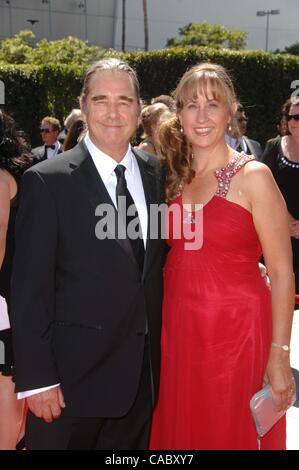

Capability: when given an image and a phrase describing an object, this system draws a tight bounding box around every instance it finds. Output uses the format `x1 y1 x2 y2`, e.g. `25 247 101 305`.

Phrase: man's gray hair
80 58 140 107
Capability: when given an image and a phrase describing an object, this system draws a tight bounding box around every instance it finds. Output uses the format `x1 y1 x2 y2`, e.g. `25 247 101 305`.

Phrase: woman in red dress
150 63 295 450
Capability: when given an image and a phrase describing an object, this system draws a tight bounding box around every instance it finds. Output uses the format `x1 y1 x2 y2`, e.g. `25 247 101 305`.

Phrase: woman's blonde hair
157 63 236 201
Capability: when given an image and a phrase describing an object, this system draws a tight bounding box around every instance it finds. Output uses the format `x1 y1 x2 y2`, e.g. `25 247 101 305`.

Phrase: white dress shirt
224 134 248 153
0 295 10 331
18 133 148 399
45 141 61 159
85 133 148 247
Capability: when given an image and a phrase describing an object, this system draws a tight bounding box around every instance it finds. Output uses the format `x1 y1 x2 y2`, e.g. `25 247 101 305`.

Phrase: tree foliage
284 42 299 56
0 30 104 64
166 22 247 50
275 42 299 56
0 30 34 64
2 46 298 147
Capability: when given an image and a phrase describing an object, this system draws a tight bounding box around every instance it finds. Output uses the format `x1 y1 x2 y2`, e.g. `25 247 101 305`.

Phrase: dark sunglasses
39 128 51 133
286 114 299 122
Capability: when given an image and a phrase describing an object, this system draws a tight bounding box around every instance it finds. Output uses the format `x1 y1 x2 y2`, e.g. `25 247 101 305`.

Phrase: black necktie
114 165 145 272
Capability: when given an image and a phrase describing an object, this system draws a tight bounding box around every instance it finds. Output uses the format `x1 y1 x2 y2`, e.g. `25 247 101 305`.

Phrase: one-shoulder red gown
150 154 286 450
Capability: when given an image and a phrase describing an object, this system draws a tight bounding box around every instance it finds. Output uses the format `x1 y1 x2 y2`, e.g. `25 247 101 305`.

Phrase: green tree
0 30 103 65
166 22 247 50
274 42 299 56
0 30 34 64
29 36 103 65
284 42 299 56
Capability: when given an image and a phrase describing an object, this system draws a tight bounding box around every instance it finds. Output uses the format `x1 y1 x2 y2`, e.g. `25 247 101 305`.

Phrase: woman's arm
0 175 11 269
244 161 295 412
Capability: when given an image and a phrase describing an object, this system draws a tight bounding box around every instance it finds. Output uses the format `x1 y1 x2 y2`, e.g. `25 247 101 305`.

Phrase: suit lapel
41 146 47 161
70 142 137 267
133 149 161 280
243 136 252 155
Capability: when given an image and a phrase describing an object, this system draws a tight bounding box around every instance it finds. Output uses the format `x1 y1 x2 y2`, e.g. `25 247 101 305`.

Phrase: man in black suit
11 59 165 450
235 103 263 159
32 116 62 162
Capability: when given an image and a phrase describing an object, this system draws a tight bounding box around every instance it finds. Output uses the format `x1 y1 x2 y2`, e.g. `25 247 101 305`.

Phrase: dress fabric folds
150 154 286 450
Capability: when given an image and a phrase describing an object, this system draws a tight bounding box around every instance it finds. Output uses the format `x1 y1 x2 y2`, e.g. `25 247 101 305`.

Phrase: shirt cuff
17 383 60 400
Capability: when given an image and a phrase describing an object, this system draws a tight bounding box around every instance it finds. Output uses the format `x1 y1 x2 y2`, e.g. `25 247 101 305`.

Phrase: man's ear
79 97 87 119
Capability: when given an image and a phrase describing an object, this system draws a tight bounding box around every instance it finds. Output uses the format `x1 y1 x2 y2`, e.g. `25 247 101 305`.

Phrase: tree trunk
143 0 149 51
122 0 126 51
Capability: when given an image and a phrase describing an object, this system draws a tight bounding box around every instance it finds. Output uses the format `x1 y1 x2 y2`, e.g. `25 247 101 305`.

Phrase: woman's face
287 104 299 137
177 83 232 153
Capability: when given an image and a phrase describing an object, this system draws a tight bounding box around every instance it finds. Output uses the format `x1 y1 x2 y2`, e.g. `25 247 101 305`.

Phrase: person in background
261 98 299 301
0 110 32 449
225 103 262 159
149 63 295 450
138 103 169 157
58 109 83 145
62 119 86 152
32 117 62 162
151 95 176 112
235 103 263 159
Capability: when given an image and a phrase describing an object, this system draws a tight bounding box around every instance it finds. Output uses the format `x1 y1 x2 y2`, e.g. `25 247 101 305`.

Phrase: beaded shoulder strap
215 152 255 199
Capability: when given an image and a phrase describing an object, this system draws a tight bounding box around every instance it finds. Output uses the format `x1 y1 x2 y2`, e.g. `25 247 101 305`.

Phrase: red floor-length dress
150 153 286 450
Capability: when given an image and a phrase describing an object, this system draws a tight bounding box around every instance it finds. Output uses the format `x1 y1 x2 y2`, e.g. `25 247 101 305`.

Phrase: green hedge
128 47 299 147
0 64 86 146
1 46 299 147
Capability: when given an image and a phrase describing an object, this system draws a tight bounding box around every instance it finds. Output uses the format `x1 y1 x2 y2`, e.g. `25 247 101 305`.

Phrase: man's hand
290 220 299 239
258 262 271 289
27 386 66 423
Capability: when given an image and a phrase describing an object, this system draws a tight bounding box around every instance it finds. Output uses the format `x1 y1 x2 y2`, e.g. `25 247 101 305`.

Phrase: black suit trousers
25 338 153 450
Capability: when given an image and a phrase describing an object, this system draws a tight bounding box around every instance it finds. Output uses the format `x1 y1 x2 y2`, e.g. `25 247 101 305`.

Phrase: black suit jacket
243 136 263 160
11 142 166 418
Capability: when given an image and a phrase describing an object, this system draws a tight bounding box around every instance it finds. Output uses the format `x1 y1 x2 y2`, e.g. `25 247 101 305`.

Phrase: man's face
236 111 248 136
81 70 140 161
40 120 58 145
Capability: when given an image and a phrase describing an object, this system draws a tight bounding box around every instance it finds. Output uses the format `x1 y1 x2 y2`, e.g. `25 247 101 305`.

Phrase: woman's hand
263 347 295 413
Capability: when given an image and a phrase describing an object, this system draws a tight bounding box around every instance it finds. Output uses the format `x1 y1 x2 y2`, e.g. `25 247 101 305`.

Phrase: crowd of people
0 57 298 450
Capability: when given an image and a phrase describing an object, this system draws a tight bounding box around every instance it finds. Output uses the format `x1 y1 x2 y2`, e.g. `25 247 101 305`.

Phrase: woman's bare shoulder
242 160 282 204
243 160 274 184
0 169 17 199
